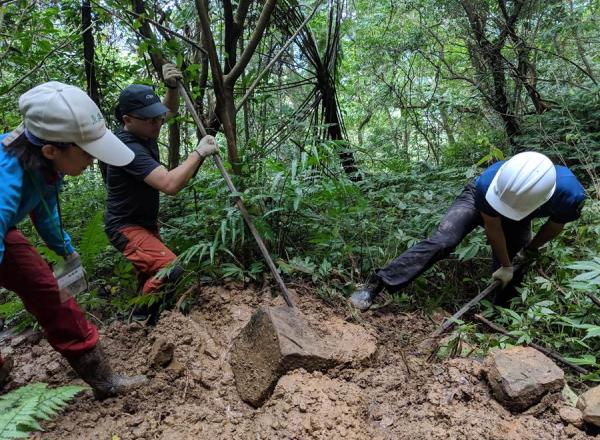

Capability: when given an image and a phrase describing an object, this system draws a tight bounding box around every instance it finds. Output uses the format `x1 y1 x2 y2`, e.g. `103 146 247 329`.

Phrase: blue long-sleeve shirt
0 132 74 263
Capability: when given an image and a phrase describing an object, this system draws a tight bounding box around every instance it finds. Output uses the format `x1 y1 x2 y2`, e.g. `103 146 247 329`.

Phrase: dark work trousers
376 183 531 305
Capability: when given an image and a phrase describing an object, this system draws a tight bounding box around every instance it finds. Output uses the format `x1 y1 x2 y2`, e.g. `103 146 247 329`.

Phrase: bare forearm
163 88 180 118
164 152 204 194
528 221 564 250
482 213 511 267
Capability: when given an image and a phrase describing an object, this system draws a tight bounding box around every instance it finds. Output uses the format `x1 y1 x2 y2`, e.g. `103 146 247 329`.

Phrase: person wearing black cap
105 64 218 323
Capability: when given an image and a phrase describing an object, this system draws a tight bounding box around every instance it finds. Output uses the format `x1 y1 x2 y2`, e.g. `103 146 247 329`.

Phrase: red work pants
0 229 98 363
116 226 177 294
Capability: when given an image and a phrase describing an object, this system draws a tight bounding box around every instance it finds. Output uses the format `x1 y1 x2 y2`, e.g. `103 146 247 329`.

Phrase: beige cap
19 81 134 166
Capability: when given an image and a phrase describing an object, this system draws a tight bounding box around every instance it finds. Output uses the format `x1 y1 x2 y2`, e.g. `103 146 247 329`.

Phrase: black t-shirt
105 130 161 235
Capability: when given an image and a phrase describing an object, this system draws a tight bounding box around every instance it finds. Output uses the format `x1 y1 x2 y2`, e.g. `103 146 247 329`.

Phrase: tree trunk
81 0 106 180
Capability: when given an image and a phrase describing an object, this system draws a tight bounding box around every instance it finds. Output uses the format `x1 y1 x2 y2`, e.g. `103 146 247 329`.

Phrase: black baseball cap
118 84 169 118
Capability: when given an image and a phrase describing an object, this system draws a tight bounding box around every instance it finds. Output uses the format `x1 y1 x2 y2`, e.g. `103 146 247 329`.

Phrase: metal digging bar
177 81 294 308
431 263 523 337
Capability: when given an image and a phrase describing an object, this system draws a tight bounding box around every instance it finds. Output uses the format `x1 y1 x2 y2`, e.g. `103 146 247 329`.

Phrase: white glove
493 266 514 287
65 251 80 264
162 63 183 88
195 135 219 159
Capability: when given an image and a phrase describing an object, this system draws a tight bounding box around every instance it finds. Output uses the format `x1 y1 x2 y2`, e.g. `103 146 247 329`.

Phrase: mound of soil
2 283 593 439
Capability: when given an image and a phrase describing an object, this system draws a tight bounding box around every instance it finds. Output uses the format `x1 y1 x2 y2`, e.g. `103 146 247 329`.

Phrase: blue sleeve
474 161 504 216
548 172 587 224
0 152 24 264
30 184 75 257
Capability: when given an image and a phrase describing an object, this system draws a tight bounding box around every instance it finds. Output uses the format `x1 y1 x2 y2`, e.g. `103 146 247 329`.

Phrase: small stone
577 385 600 427
11 329 42 347
484 346 564 411
45 361 62 376
563 423 581 437
126 415 144 427
31 345 44 357
166 359 185 378
148 337 174 368
559 406 584 429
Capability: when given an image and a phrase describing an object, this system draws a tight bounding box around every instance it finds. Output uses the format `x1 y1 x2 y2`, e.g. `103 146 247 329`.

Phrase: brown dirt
2 283 594 439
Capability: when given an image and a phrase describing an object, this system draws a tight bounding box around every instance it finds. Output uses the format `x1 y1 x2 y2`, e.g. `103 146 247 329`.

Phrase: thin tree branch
91 0 207 55
225 0 277 86
195 0 226 93
236 1 320 112
1 24 92 96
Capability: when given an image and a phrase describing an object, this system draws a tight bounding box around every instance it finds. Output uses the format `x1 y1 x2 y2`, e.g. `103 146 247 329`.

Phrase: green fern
78 210 110 271
0 383 87 439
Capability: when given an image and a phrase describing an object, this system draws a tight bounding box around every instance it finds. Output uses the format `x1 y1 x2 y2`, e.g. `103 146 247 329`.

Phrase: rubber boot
66 344 148 400
349 275 384 311
0 354 14 389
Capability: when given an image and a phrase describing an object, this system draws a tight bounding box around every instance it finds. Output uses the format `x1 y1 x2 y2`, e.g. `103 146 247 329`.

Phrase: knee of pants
428 235 461 257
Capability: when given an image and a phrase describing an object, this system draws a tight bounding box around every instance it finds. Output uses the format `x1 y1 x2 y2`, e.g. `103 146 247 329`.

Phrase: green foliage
0 383 86 439
78 210 110 272
0 0 598 386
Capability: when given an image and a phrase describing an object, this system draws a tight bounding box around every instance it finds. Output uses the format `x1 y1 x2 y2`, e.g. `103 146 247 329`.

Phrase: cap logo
90 112 104 125
146 94 154 100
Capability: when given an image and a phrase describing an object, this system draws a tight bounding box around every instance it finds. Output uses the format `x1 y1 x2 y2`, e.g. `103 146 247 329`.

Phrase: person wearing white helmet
350 151 586 311
0 82 147 399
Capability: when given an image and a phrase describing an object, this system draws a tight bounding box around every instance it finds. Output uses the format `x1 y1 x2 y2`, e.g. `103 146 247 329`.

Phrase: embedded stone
484 346 564 411
577 385 600 427
230 306 376 407
559 406 584 429
148 337 174 368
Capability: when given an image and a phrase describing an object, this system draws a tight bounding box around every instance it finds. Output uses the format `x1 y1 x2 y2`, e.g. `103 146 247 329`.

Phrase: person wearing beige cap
0 81 147 399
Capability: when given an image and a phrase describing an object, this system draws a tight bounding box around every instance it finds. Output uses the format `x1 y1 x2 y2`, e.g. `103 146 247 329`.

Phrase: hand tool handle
177 81 294 308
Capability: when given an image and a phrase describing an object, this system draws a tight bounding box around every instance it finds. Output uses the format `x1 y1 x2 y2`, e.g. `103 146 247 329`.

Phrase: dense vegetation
0 0 599 380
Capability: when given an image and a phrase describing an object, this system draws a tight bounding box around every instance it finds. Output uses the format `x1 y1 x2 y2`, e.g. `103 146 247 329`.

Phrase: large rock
484 346 564 411
230 306 376 407
577 385 600 427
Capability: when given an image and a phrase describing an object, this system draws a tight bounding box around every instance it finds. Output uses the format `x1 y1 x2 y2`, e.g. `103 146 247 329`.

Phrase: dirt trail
2 283 593 439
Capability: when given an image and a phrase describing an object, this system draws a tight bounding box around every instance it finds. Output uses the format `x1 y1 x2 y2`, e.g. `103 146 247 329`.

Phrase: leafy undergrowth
0 383 86 439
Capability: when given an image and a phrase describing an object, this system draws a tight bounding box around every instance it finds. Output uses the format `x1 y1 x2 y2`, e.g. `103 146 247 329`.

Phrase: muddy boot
0 354 14 389
349 276 384 311
66 345 148 400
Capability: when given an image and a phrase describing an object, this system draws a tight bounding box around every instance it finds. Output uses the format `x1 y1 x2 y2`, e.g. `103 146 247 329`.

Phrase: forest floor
2 282 596 439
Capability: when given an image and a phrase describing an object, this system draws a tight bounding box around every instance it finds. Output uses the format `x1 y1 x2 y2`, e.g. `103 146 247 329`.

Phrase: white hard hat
19 81 134 166
485 151 557 221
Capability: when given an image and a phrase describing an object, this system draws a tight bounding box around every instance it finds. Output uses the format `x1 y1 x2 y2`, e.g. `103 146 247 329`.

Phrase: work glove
514 247 539 265
492 266 514 288
162 63 183 89
55 251 88 298
195 135 219 159
65 251 81 264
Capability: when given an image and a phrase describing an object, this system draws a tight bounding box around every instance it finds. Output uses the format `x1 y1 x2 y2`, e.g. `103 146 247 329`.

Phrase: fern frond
0 383 87 439
35 385 87 421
